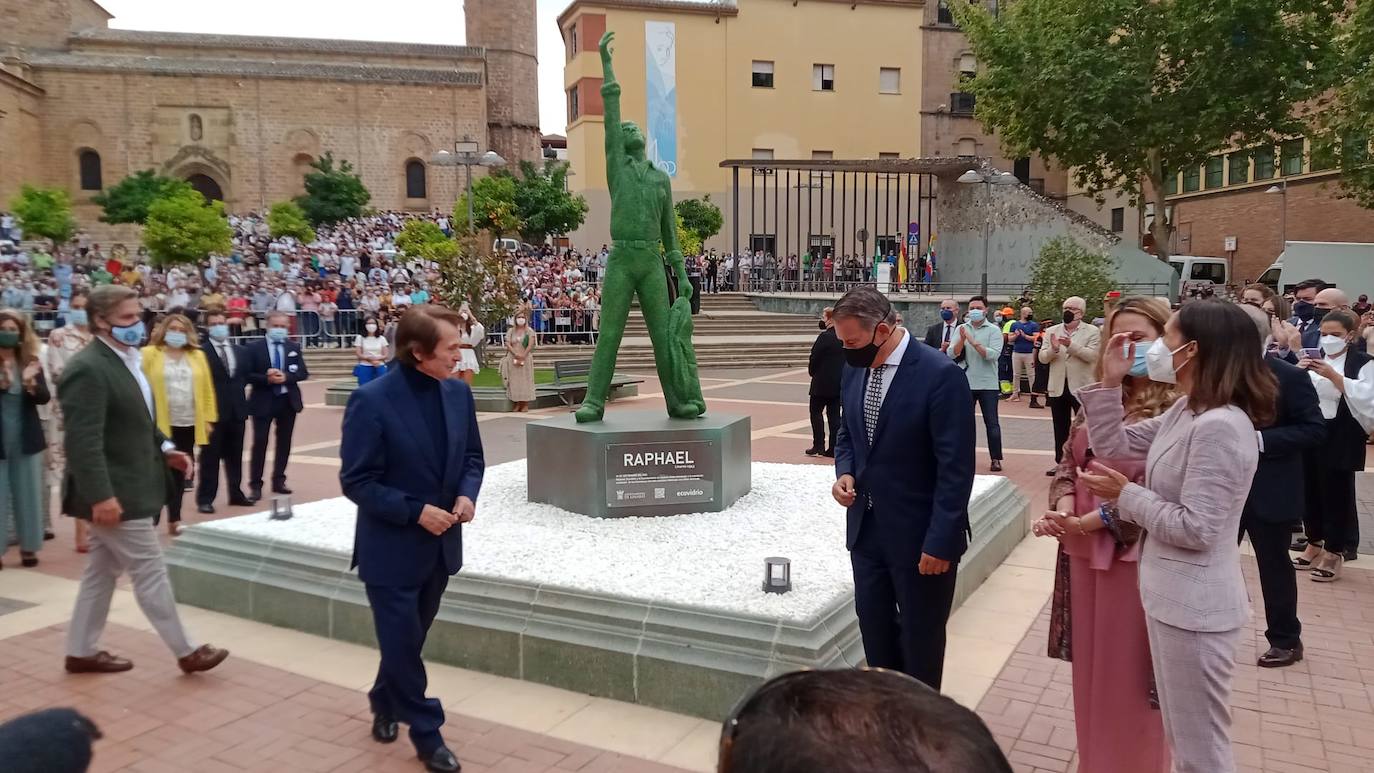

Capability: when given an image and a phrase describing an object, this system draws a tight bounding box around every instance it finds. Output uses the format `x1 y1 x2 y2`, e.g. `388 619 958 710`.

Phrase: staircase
301 293 821 377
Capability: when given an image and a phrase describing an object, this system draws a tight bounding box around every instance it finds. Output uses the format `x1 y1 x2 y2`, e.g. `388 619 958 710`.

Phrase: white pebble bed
198 461 1001 623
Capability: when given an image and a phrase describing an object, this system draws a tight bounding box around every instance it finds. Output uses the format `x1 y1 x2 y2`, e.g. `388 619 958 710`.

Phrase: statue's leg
574 255 633 423
634 265 697 418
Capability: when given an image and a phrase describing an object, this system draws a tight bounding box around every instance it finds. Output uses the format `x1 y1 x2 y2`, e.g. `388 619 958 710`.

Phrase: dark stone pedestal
526 412 751 518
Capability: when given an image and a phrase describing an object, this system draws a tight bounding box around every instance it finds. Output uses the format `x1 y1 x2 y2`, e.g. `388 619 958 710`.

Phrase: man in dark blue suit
340 304 484 773
243 310 309 502
196 308 253 513
831 286 976 690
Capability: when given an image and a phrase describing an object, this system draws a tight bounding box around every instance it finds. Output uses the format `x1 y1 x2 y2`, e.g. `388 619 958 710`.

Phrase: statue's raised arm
599 31 624 188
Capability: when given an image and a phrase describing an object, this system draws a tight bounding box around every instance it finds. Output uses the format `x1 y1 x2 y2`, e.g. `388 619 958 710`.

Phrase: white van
493 238 520 254
1167 255 1229 298
1259 241 1374 298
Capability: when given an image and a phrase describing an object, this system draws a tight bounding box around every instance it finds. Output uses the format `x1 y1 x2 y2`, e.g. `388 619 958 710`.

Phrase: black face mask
844 326 888 368
1062 309 1076 324
1311 306 1330 325
818 320 828 331
1293 300 1314 321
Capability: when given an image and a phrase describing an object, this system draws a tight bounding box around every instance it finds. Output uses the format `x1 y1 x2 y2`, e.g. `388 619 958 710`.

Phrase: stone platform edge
324 379 640 411
163 478 1028 719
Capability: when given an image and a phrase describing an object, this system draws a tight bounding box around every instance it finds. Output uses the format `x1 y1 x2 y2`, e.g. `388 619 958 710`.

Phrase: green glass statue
574 31 706 423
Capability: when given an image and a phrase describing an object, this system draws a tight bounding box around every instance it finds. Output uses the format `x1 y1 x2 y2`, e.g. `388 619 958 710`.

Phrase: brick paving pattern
976 558 1374 773
0 624 691 773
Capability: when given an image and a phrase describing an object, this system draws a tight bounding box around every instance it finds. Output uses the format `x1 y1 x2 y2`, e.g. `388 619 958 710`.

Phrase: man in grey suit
59 285 229 675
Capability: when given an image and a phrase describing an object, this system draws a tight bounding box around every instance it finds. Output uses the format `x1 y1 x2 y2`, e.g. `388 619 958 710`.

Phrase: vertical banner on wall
644 20 678 177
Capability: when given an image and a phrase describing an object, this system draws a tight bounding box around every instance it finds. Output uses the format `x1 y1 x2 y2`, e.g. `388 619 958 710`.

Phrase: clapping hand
1101 333 1134 387
21 359 41 387
1079 461 1128 501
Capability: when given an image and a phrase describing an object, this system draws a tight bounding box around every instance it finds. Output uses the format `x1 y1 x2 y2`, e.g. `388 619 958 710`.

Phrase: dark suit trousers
972 390 1003 460
162 426 196 524
365 566 449 755
1048 389 1081 463
1239 516 1302 650
197 417 245 505
250 396 297 490
1303 464 1359 553
809 395 841 452
850 518 959 690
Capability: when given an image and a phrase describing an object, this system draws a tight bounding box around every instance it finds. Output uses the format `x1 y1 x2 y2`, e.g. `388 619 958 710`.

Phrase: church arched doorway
187 173 224 202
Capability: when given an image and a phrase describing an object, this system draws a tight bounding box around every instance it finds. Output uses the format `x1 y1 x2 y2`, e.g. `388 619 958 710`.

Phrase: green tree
512 160 588 245
143 189 232 267
1316 0 1374 207
295 152 371 226
674 195 723 244
90 170 195 225
9 185 76 247
267 201 316 244
953 0 1341 261
432 236 521 329
395 219 450 258
454 174 520 238
675 213 702 258
1026 238 1118 322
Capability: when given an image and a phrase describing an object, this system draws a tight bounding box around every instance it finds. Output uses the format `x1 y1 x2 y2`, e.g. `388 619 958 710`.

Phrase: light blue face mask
208 324 230 342
267 327 289 343
163 331 188 349
968 309 986 323
110 320 145 347
67 309 88 327
1124 339 1154 377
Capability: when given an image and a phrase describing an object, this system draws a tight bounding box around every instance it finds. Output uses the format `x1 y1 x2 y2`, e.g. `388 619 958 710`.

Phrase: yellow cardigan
140 346 218 446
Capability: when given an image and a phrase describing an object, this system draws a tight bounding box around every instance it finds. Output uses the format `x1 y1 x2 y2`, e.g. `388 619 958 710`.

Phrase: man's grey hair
1238 302 1270 346
87 284 138 331
832 286 896 328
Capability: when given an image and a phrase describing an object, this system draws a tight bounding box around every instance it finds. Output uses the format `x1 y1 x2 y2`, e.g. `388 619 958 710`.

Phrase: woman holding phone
1076 300 1275 773
1033 296 1177 773
1291 309 1374 581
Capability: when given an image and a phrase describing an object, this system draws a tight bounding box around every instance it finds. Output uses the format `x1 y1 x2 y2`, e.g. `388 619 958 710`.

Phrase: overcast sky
97 0 570 135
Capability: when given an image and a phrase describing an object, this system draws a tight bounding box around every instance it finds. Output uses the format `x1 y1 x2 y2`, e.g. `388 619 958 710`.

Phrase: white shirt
99 337 175 452
939 321 957 345
164 355 195 427
211 339 236 378
867 328 910 408
1309 349 1374 430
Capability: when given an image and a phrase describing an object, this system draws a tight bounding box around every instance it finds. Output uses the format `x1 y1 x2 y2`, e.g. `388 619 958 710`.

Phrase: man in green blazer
59 284 230 675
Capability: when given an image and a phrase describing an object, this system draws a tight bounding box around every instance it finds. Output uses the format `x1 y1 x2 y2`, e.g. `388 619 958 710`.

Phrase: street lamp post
431 138 507 234
1265 180 1288 256
957 168 1020 298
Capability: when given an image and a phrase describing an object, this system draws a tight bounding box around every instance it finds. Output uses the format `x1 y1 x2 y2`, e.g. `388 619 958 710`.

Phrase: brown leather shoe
178 644 229 674
65 651 134 674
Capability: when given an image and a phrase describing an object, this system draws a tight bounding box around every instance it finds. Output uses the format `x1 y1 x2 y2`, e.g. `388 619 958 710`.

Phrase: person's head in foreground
717 668 1013 773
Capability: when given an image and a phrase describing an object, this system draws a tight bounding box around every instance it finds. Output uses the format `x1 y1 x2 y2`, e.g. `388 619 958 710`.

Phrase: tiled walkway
0 624 689 773
976 556 1374 773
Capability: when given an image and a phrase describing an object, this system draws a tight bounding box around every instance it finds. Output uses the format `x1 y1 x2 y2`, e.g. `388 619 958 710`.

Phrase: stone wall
0 71 44 209
465 0 542 166
935 174 1176 296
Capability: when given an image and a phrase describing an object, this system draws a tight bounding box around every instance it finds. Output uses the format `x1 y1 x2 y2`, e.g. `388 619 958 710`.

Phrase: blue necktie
272 343 285 394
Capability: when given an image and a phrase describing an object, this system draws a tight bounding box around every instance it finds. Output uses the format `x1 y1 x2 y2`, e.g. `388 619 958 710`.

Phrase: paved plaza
2 367 1372 772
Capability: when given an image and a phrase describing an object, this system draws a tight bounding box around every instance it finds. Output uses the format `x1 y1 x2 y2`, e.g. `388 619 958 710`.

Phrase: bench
552 359 645 407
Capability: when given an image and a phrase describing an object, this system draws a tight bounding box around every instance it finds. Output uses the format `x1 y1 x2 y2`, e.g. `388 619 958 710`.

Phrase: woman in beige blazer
1077 300 1277 773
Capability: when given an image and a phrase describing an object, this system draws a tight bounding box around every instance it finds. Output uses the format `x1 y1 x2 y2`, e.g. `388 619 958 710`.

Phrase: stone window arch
189 114 203 142
293 153 315 196
957 138 978 157
78 149 103 191
405 159 427 199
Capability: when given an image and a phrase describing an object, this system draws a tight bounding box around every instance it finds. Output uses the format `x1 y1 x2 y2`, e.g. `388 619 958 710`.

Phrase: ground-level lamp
270 495 293 521
762 557 792 594
957 168 1020 299
1265 180 1288 256
432 138 507 234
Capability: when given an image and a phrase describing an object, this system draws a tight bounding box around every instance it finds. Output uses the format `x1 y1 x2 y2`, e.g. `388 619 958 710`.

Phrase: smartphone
1301 347 1324 360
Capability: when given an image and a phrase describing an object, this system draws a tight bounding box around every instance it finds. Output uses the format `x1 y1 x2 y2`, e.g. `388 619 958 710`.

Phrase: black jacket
808 327 844 398
242 338 310 416
0 367 49 459
202 340 249 423
1243 357 1326 524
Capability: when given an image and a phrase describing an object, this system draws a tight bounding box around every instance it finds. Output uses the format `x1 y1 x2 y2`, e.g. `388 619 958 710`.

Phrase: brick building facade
0 0 542 239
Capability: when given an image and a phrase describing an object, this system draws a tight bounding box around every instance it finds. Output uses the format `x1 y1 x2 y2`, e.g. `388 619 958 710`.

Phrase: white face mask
1319 334 1348 357
1145 338 1191 384
365 323 378 333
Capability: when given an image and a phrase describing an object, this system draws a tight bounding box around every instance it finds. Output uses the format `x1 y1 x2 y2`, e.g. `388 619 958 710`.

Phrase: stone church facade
0 0 540 238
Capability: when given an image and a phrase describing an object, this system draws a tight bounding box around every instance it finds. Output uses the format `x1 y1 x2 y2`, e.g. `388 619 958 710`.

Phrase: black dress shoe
990 460 1003 472
227 497 254 507
1257 644 1303 668
197 504 215 514
819 449 835 458
804 447 822 457
370 715 398 744
1344 548 1358 562
419 746 461 772
271 486 293 496
247 489 262 504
